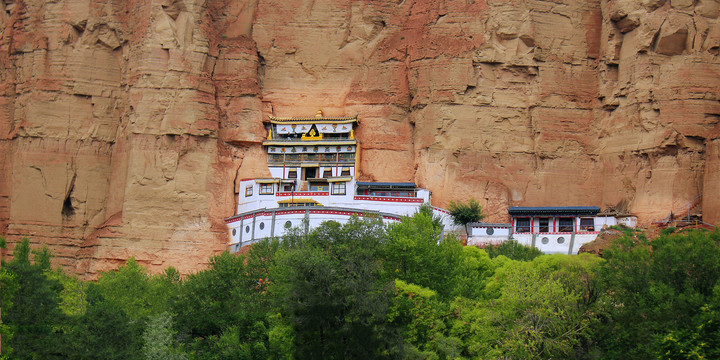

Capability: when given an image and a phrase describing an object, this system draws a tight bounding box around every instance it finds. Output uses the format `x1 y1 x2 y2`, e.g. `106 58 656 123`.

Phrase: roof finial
316 108 323 118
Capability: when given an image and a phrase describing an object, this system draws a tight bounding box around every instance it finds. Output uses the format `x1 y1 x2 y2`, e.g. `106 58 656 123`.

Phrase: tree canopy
448 199 485 227
2 219 719 359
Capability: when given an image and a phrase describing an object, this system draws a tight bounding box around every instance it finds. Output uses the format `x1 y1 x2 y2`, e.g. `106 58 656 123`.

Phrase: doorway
303 167 318 180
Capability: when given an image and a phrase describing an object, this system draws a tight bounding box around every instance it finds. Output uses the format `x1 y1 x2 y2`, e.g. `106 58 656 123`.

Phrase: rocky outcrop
0 0 718 277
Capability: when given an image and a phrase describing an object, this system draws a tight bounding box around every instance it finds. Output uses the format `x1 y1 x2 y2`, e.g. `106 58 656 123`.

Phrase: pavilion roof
268 114 358 124
508 206 600 216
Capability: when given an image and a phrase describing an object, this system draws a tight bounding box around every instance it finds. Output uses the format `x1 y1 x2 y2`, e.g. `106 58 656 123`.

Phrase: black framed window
538 218 550 233
558 217 574 232
516 218 531 233
580 218 595 231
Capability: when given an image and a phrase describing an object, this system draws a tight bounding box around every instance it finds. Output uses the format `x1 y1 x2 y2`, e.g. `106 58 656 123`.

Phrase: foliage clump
483 240 544 261
448 199 485 227
2 220 720 360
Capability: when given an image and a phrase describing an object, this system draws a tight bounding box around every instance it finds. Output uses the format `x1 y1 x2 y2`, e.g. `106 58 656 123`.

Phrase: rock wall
0 0 718 276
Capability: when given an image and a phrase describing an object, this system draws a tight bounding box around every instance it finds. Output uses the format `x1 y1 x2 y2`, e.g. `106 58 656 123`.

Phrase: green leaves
4 224 720 360
271 216 396 359
448 199 485 227
598 229 720 359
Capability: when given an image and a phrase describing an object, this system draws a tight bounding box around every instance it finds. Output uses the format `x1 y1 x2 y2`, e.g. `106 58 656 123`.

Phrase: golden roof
268 113 358 124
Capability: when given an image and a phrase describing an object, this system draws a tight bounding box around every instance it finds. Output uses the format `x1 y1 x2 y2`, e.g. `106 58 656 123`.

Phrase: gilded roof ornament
268 113 358 124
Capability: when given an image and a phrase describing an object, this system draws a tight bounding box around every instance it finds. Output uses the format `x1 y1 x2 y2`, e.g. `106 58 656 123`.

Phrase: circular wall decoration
284 221 292 229
541 237 549 244
259 222 265 230
232 229 237 236
486 227 494 235
557 237 565 244
245 226 250 233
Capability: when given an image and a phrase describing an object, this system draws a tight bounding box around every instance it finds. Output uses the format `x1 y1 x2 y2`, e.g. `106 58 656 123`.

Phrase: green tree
385 211 465 298
174 243 279 359
0 267 17 359
597 229 720 359
2 238 66 359
142 312 187 360
0 236 11 359
387 279 462 359
45 269 87 316
448 199 485 233
471 258 599 359
63 259 182 359
657 284 720 360
65 284 143 360
449 246 495 300
93 258 176 322
483 240 544 261
272 217 399 359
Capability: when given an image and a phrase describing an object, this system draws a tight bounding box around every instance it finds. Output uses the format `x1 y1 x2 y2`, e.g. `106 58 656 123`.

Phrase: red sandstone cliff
0 0 718 277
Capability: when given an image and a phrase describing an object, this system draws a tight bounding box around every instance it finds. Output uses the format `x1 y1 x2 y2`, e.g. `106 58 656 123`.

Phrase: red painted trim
276 192 329 196
353 196 423 203
225 209 403 224
431 206 451 214
276 210 307 215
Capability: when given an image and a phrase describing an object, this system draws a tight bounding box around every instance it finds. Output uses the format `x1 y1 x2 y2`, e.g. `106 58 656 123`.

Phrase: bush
484 240 543 261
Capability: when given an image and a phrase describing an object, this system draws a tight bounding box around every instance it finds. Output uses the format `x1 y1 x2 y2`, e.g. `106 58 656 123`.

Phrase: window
390 191 414 198
538 218 549 233
323 169 333 178
287 169 297 179
515 218 531 233
331 182 346 195
320 153 336 162
558 218 573 232
279 199 321 208
580 218 595 231
260 183 274 195
268 154 283 163
309 183 328 191
245 185 253 197
282 184 294 191
341 167 351 176
339 153 355 163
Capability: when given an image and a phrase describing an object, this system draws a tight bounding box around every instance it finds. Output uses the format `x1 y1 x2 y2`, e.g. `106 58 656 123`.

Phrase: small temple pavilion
467 206 637 254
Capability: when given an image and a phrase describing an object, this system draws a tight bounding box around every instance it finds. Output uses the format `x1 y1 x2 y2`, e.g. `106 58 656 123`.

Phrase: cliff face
1 0 718 276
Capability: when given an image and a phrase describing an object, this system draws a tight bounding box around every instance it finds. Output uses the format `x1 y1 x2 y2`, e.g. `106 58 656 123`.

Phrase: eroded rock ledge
0 0 718 277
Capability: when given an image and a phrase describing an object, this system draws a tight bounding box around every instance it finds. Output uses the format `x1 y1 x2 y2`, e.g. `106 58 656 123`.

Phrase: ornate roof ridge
268 114 358 122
